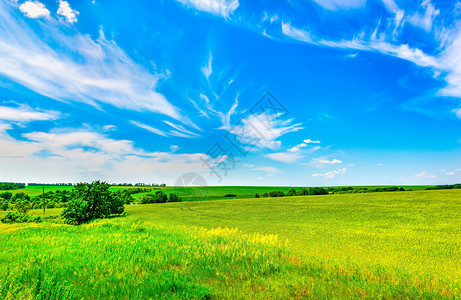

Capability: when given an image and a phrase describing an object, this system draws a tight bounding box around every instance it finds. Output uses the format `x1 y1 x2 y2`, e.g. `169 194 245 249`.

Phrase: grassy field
4 184 433 201
0 189 460 298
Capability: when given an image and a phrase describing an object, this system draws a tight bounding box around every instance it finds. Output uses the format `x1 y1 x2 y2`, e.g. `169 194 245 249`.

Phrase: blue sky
0 0 460 186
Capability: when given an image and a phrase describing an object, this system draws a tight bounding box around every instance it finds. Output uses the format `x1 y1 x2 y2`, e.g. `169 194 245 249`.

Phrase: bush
14 200 30 214
224 194 237 197
269 191 285 197
153 191 168 203
0 192 12 200
62 181 125 225
0 212 42 224
140 195 155 204
168 193 182 202
254 194 260 198
287 189 296 196
0 201 8 211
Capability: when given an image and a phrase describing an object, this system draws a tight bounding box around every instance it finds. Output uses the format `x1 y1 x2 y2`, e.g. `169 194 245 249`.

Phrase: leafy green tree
0 201 8 211
62 181 124 225
11 192 30 203
168 193 182 202
14 200 30 214
140 195 154 204
254 194 260 198
287 189 296 196
0 192 12 200
153 190 168 203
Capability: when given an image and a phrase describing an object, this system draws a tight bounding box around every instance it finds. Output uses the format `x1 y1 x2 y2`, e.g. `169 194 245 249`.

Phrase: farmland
0 188 460 298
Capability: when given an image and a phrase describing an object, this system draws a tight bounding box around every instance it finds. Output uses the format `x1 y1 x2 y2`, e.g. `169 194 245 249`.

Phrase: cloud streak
0 1 181 120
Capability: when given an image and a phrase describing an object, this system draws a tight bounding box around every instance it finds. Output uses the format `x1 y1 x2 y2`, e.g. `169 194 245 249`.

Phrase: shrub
168 193 182 202
153 191 168 203
140 195 154 204
254 194 260 198
287 189 296 196
11 192 30 203
0 212 42 224
14 200 31 214
0 201 8 211
224 194 237 197
61 181 124 225
269 191 285 197
0 192 12 200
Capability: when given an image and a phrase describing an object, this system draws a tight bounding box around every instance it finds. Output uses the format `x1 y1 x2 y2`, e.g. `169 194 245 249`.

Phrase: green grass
1 189 460 298
4 185 433 201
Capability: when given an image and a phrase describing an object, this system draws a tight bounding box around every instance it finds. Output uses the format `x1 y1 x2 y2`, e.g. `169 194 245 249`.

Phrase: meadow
0 188 460 298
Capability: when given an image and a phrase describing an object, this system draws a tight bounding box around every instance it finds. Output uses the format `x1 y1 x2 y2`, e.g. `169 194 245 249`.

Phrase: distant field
4 184 434 200
1 189 460 298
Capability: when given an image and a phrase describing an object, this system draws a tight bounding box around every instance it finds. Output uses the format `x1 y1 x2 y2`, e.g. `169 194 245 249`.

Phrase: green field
1 189 460 298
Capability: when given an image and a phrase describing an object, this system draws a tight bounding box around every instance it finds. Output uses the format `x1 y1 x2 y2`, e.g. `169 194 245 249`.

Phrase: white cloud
456 168 461 171
201 52 212 80
250 166 280 173
228 112 303 150
175 0 239 18
445 171 454 175
311 158 342 165
312 168 347 179
408 0 439 32
57 0 79 23
287 143 307 152
0 126 207 183
414 171 437 179
311 0 366 10
19 1 50 19
265 151 303 163
129 120 168 137
0 1 181 120
304 139 321 144
0 105 60 122
282 22 312 43
453 108 461 118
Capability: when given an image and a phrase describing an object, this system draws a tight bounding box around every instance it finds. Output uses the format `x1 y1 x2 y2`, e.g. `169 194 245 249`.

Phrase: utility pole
42 186 45 215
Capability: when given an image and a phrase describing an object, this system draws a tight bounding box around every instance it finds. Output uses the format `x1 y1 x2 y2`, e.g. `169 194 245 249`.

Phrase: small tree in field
62 181 124 225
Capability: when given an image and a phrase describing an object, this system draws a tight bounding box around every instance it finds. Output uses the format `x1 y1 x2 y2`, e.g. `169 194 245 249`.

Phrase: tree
62 181 124 225
168 193 182 202
254 194 260 198
140 195 154 204
287 189 296 196
0 192 12 200
153 190 168 203
11 192 30 203
14 200 30 214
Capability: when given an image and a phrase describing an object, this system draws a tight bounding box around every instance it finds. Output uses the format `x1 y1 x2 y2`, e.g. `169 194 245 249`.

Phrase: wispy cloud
250 166 280 173
0 105 60 122
311 0 366 11
174 0 239 18
312 168 347 179
0 1 181 120
265 151 303 163
229 112 303 150
201 52 213 80
311 157 342 165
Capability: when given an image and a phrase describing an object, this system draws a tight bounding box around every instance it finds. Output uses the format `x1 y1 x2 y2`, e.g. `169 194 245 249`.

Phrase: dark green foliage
262 193 269 197
140 195 155 204
0 182 25 190
10 192 30 203
0 212 42 223
426 184 461 190
287 188 296 196
154 190 168 203
61 181 124 225
254 194 260 198
269 191 285 197
168 193 182 202
14 200 30 213
0 201 8 211
224 194 237 197
0 192 12 200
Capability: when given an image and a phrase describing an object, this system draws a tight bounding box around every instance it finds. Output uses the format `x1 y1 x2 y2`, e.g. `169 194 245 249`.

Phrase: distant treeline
425 184 461 190
0 183 25 190
254 186 407 198
111 183 167 187
27 183 73 186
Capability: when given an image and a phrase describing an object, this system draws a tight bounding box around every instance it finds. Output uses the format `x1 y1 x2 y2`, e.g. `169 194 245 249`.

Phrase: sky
0 0 460 186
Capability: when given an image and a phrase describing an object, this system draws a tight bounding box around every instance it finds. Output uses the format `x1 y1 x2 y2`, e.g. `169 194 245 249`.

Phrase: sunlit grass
1 189 460 298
